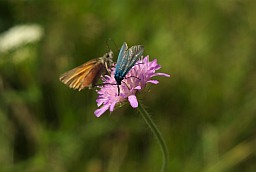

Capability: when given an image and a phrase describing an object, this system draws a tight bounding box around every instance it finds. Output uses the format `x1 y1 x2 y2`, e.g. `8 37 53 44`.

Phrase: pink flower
94 56 170 117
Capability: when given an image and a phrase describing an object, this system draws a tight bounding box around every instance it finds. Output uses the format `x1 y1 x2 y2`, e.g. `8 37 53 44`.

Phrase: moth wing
115 42 128 72
121 45 144 76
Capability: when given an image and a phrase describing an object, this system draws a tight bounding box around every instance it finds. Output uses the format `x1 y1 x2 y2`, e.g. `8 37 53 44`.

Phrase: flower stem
137 103 168 172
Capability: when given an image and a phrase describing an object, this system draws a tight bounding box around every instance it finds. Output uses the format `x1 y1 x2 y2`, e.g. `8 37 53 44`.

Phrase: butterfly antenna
105 39 110 51
106 38 118 52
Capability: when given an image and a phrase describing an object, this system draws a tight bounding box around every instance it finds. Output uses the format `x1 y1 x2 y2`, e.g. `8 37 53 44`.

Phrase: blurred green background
0 0 255 172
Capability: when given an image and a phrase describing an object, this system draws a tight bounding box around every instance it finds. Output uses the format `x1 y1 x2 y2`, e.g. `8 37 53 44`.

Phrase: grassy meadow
0 1 255 171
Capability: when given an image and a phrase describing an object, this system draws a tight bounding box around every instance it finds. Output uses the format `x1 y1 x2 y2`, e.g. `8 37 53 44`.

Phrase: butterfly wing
60 50 114 91
80 62 105 89
59 59 102 91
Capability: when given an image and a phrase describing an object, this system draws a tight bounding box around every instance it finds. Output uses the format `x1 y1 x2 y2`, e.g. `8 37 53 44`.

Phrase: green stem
137 103 169 172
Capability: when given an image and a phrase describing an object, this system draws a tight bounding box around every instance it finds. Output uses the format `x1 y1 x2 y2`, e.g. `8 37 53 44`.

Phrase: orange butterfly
59 51 113 91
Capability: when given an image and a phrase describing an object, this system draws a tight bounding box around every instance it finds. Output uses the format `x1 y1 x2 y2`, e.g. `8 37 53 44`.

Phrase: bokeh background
0 0 255 172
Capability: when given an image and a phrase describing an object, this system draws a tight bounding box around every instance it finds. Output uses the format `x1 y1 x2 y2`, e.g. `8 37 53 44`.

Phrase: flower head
94 56 170 117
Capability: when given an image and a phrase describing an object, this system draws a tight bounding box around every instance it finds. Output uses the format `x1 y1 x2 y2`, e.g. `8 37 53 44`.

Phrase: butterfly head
105 50 114 60
100 50 114 73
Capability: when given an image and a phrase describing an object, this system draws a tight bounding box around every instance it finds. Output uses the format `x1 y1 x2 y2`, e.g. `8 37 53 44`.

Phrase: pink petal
110 102 117 112
94 105 109 117
134 86 141 90
128 95 138 108
151 59 158 66
154 64 161 70
143 56 149 63
152 73 170 77
94 56 171 116
96 99 104 106
147 80 159 84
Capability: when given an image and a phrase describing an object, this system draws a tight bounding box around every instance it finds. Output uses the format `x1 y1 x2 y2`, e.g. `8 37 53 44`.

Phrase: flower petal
96 98 105 106
134 86 141 90
152 73 170 77
94 56 170 116
143 56 149 63
94 105 109 117
147 80 159 84
128 95 138 108
110 102 117 112
150 59 158 67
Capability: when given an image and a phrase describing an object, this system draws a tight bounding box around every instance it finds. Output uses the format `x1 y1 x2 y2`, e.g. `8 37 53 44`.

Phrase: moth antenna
117 85 120 96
